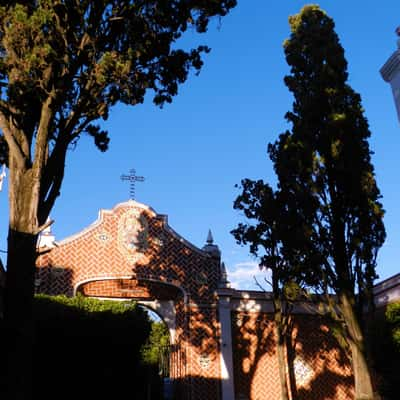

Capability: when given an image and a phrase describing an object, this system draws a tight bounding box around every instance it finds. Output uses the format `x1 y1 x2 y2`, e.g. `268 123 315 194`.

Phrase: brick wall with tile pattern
232 311 354 400
35 200 358 400
36 201 222 400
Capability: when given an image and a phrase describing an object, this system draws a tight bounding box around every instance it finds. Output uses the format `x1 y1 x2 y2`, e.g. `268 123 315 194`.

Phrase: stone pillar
380 29 400 123
217 288 235 400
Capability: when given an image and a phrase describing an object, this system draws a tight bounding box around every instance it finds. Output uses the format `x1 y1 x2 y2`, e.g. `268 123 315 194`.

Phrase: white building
380 27 400 123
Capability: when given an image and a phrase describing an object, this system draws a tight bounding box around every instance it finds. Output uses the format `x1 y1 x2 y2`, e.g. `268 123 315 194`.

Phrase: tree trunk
4 229 38 400
340 292 376 400
286 327 298 400
276 324 290 400
273 297 290 400
3 166 42 400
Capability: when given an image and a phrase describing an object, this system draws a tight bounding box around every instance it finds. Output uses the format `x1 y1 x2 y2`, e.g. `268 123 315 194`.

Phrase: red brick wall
35 201 222 400
36 202 220 302
35 201 357 400
232 312 282 400
232 311 354 400
79 278 182 300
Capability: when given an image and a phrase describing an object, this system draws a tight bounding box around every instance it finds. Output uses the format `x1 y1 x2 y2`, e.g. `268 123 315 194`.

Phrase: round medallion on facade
199 353 211 370
293 356 314 387
118 208 149 263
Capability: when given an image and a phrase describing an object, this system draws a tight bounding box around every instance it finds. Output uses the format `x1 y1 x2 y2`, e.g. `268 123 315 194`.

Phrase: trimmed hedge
385 302 400 350
33 295 152 400
370 302 400 400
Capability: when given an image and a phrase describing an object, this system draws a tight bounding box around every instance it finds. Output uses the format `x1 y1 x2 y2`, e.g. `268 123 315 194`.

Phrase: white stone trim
139 300 177 343
73 274 188 305
217 290 235 400
380 49 400 82
231 291 323 315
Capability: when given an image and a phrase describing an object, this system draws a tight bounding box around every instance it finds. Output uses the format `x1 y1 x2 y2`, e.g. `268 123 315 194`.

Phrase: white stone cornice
380 49 400 82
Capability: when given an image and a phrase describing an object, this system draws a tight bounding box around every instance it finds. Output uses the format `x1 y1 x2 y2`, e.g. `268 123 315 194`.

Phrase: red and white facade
35 200 397 400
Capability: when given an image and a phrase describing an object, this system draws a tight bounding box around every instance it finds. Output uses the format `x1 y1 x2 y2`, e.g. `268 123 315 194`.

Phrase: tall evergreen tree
234 5 385 399
232 179 302 400
0 2 236 399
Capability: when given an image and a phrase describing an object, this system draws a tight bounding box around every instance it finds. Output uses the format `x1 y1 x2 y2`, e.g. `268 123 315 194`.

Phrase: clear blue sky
0 1 399 289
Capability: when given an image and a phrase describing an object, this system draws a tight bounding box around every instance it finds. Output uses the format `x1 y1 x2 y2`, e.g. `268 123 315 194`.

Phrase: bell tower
380 27 400 123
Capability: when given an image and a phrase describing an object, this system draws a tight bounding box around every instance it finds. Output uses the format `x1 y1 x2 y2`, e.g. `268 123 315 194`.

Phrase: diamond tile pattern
232 312 354 399
36 201 222 400
36 201 355 400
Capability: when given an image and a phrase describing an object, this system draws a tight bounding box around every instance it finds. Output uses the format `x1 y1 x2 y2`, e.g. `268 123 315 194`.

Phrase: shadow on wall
232 312 354 400
35 206 356 400
35 206 223 400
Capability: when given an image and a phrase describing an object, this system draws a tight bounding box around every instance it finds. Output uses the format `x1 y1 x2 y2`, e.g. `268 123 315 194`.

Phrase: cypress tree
234 5 385 399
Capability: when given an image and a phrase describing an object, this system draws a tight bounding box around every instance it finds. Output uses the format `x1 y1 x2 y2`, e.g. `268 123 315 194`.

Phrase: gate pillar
217 287 235 400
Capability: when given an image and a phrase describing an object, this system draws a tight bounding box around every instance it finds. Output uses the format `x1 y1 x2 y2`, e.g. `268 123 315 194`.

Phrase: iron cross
120 168 145 200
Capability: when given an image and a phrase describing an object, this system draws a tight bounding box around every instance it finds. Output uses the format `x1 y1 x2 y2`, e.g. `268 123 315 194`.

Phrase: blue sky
1 1 399 289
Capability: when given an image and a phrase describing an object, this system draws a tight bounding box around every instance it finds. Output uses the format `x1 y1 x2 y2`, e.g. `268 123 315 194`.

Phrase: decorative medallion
118 208 149 263
97 231 110 244
199 353 210 369
293 356 314 387
235 315 243 327
154 231 166 248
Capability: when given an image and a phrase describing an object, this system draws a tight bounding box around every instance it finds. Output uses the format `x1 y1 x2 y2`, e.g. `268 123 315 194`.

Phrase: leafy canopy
233 5 385 304
141 320 170 365
0 0 236 223
0 0 236 153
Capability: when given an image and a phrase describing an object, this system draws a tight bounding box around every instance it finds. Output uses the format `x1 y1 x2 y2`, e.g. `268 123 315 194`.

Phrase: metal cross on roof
120 168 145 200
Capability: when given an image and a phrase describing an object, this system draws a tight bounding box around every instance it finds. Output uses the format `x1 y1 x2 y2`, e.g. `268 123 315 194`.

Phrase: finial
221 262 227 280
202 229 220 259
120 168 145 200
206 229 214 244
396 26 400 49
219 261 231 288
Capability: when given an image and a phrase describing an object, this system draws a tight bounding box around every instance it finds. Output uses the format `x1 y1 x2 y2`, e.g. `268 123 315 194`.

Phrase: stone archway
36 200 225 400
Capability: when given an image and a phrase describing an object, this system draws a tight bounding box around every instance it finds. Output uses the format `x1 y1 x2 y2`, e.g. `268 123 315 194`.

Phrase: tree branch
0 109 26 169
33 95 54 174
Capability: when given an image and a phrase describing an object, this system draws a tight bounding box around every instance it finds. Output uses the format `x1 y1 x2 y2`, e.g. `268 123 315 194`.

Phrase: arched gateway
36 200 357 400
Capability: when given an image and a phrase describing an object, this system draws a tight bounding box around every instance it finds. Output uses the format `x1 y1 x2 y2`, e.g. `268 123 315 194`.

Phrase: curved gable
36 200 220 302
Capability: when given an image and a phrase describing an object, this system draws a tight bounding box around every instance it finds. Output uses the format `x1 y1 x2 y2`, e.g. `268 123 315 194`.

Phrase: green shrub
142 321 170 365
385 302 400 350
370 302 400 400
33 294 152 400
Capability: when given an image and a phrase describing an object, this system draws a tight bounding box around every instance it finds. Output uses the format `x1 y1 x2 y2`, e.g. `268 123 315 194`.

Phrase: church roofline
54 200 212 258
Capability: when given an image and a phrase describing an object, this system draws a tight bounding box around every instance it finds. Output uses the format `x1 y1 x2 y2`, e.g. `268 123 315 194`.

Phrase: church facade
36 200 394 400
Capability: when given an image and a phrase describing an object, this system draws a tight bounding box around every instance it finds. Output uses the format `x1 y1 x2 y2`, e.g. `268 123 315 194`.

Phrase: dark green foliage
386 302 400 348
233 6 385 397
275 5 385 300
33 295 152 400
140 321 171 400
0 4 236 397
234 3 385 316
370 303 400 399
0 0 237 226
0 0 237 166
141 320 170 366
